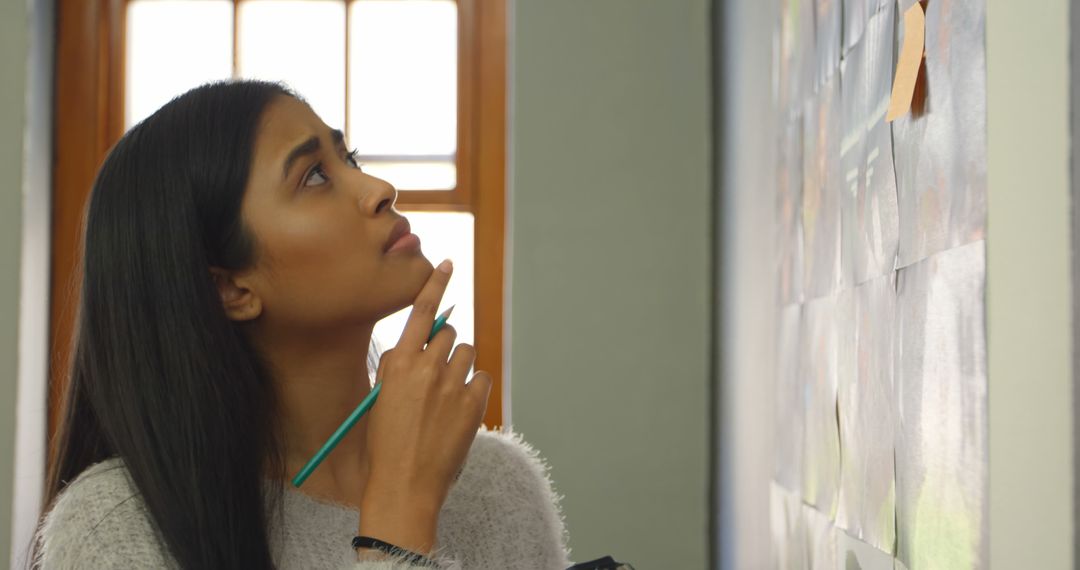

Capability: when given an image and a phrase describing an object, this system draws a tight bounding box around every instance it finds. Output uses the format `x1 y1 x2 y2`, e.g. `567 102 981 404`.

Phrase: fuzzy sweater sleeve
435 428 573 569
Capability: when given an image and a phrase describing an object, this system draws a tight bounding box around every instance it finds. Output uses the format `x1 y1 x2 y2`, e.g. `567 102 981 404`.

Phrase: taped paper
774 305 804 490
841 3 902 286
835 275 897 551
891 0 987 267
857 2 900 282
894 241 988 569
802 504 838 570
778 116 805 304
771 482 807 570
837 528 896 570
839 37 866 289
802 73 844 299
815 0 842 87
800 295 842 516
778 0 817 117
842 0 868 52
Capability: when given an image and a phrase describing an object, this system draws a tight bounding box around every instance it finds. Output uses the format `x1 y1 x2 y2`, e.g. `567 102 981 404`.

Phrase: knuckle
440 374 462 396
420 360 442 381
437 377 456 394
436 325 458 341
383 356 412 378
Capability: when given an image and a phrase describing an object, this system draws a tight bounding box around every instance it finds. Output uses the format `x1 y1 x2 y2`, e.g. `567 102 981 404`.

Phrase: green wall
987 0 1074 566
507 2 711 567
0 0 28 564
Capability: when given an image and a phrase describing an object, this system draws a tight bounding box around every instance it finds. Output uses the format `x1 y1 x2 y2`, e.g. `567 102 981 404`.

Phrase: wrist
353 536 439 567
360 478 443 523
357 497 440 555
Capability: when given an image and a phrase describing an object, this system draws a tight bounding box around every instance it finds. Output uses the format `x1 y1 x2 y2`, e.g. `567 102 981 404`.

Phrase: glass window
361 161 457 191
237 1 347 131
373 212 475 350
126 1 234 129
349 0 457 190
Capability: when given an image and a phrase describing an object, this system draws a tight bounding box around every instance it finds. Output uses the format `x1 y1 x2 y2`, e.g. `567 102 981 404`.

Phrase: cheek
258 218 385 323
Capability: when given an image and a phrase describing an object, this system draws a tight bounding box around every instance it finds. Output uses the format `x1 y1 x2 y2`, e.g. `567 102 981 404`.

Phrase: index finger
397 259 453 350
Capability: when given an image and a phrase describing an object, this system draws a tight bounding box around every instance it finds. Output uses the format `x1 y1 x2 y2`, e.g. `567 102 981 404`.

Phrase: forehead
254 96 329 163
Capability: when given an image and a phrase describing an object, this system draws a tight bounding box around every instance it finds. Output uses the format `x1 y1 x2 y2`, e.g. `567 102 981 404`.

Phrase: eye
303 163 329 187
346 148 362 170
301 148 362 189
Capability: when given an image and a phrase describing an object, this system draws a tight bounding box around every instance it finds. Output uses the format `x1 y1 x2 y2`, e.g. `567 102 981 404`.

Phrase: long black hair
41 80 298 568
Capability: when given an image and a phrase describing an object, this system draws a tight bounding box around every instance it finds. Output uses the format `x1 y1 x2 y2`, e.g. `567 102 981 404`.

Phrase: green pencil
291 304 456 488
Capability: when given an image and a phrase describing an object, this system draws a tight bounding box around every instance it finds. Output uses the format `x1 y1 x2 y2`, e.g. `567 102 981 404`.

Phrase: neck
252 322 377 502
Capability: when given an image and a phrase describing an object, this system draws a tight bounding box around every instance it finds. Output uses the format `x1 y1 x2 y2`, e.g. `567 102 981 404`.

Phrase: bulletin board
770 0 988 567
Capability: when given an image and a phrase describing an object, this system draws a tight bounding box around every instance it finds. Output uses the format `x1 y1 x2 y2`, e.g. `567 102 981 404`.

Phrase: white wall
3 0 52 567
986 0 1074 566
712 0 778 567
507 1 711 567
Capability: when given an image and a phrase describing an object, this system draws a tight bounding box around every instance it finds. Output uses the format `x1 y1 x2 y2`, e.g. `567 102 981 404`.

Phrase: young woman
34 80 570 569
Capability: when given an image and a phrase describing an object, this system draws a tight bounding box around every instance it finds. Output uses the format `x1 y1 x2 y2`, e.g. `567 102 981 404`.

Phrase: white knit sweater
36 428 573 569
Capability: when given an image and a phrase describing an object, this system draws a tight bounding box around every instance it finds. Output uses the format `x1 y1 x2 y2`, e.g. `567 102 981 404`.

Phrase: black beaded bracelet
352 535 438 568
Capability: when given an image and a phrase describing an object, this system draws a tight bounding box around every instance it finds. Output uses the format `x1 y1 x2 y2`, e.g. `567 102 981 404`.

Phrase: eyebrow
281 128 347 181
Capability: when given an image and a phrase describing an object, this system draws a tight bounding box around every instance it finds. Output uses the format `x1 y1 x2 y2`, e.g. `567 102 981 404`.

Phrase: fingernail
437 259 453 274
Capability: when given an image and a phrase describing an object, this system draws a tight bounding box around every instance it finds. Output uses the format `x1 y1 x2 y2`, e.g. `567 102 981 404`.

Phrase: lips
384 217 412 253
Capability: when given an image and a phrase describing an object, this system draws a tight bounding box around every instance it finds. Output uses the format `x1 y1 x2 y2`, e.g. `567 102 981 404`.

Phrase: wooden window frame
49 0 506 448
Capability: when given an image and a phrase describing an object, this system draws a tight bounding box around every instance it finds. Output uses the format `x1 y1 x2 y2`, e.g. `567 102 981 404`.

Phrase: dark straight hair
39 80 298 569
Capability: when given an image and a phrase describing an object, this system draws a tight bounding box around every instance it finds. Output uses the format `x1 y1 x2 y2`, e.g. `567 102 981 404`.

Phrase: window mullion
231 0 239 78
344 0 351 138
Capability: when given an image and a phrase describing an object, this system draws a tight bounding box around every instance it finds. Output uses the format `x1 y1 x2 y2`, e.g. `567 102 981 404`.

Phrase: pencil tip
443 304 456 319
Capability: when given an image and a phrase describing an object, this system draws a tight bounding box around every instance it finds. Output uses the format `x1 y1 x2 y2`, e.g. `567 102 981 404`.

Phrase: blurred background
0 0 1074 568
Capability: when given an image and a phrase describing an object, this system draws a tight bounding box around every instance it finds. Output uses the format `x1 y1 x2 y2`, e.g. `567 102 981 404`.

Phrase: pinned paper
892 0 988 267
894 241 988 567
887 3 925 122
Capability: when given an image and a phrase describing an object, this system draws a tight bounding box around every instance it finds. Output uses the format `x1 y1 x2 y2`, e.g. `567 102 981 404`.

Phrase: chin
395 253 435 299
374 251 434 309
409 252 435 277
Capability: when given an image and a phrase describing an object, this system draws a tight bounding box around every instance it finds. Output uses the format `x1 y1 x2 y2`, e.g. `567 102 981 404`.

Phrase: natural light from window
372 212 475 351
238 1 347 131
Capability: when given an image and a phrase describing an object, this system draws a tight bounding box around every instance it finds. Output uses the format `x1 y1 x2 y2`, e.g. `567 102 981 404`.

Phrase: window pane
126 1 233 129
373 213 474 353
238 1 346 131
349 0 458 190
362 161 456 191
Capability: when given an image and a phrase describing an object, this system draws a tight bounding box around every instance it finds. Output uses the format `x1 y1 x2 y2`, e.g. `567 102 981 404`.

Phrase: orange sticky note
887 3 925 122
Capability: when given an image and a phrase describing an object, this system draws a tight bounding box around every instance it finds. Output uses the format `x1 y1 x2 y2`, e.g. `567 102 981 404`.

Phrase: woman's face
227 95 433 331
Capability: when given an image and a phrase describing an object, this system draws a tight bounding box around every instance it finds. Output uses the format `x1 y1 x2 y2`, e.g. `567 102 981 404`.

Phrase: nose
359 175 398 216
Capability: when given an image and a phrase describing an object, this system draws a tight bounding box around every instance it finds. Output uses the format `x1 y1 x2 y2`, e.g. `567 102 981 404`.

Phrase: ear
209 267 263 322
